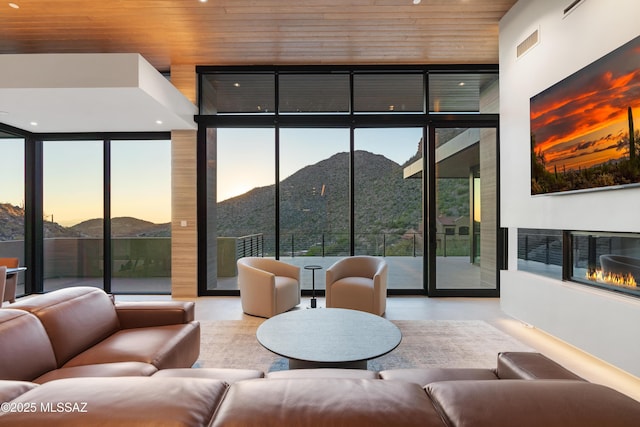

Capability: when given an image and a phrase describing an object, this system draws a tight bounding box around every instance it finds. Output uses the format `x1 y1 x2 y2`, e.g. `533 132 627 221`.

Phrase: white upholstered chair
236 257 301 318
0 258 18 304
325 256 388 316
0 266 6 307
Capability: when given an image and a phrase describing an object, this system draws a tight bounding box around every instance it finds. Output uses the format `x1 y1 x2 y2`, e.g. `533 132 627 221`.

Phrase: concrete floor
116 293 640 401
216 255 485 291
29 255 487 294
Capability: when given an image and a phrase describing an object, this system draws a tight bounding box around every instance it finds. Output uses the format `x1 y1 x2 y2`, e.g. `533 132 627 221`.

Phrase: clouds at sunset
530 36 640 172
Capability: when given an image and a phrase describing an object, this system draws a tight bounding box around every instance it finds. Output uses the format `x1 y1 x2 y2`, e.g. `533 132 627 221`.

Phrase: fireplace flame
586 269 637 288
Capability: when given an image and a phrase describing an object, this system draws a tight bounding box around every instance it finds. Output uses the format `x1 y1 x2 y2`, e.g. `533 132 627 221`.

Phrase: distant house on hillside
435 215 471 257
436 215 470 236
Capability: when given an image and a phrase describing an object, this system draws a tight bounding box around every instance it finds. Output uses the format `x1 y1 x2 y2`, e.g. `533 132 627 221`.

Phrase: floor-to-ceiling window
197 66 500 297
426 72 501 296
43 140 103 292
279 128 350 291
214 128 275 291
354 128 424 290
431 127 498 293
0 128 172 297
110 139 172 293
0 134 26 297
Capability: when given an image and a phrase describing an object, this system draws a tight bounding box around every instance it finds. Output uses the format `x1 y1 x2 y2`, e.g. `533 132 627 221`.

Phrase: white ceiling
0 53 197 133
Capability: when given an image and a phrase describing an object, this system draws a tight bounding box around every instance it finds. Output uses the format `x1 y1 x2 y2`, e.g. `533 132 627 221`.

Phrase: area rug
197 318 534 372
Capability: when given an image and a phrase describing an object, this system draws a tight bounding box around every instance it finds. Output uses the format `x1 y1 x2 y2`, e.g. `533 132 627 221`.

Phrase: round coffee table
256 308 401 369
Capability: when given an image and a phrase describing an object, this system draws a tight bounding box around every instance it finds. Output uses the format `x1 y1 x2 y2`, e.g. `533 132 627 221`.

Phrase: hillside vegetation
1 150 469 250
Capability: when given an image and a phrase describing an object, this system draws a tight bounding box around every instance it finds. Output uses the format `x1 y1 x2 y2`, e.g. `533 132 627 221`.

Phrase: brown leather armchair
0 258 18 303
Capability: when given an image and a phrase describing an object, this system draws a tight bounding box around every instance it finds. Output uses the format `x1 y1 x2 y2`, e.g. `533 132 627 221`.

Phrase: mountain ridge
1 150 468 246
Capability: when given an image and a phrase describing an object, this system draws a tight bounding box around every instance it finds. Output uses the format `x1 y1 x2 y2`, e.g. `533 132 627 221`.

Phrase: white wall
499 0 640 377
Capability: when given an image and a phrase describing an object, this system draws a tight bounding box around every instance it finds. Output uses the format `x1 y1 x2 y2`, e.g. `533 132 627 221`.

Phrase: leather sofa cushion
11 287 120 366
33 362 158 384
63 322 200 369
496 351 584 380
0 380 39 404
153 367 264 383
379 367 499 386
212 378 445 427
0 309 57 381
426 379 640 427
266 368 378 380
0 377 228 427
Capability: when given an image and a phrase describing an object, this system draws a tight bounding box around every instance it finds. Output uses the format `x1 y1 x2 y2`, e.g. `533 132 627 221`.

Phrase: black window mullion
103 138 112 294
349 71 355 255
274 72 280 260
25 136 43 294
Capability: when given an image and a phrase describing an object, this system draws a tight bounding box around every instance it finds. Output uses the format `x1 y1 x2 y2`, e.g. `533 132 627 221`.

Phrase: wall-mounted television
530 35 640 195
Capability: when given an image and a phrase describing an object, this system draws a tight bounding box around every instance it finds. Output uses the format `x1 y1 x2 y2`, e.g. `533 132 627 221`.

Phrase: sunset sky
1 129 421 227
530 36 640 172
216 127 422 203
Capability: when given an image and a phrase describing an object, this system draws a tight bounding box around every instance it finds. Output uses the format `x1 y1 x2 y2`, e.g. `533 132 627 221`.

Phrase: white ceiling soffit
0 53 197 133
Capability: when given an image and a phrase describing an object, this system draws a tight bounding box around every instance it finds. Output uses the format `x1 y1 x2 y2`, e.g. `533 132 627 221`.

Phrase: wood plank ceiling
0 0 517 72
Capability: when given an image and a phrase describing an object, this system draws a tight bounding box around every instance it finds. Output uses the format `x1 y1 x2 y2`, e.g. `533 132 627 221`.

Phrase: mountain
217 149 469 237
0 204 170 239
0 203 84 240
1 150 468 245
216 150 424 239
0 203 29 240
71 217 170 238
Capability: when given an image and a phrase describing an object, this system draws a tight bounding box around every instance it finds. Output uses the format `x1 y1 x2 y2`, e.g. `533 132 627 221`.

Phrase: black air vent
564 0 585 16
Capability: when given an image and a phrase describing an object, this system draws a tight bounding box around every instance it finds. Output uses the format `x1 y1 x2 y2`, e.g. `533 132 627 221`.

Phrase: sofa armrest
115 301 195 329
425 380 640 427
496 352 584 381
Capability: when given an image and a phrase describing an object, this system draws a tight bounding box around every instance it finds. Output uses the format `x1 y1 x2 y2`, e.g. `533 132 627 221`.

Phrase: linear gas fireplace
570 231 640 299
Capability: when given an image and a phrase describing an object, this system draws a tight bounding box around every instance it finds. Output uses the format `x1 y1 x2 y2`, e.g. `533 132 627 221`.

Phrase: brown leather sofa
1 351 639 426
0 286 199 383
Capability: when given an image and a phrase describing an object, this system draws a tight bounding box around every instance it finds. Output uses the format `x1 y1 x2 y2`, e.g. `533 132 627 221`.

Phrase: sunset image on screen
530 35 640 195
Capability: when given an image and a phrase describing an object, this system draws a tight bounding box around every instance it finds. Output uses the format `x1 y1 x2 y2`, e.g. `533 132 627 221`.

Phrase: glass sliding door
110 140 171 293
430 127 498 294
198 66 501 296
279 128 349 291
43 141 103 291
0 137 26 297
215 128 275 290
354 128 424 290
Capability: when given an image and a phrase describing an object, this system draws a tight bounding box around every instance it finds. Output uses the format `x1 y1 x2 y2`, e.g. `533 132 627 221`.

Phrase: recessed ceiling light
30 121 38 126
8 3 19 9
233 82 240 87
459 82 466 86
412 0 421 4
156 120 163 125
199 0 207 3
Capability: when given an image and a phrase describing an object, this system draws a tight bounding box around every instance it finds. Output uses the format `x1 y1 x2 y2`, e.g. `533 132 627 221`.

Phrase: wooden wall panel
480 128 497 289
171 129 198 298
170 63 198 298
